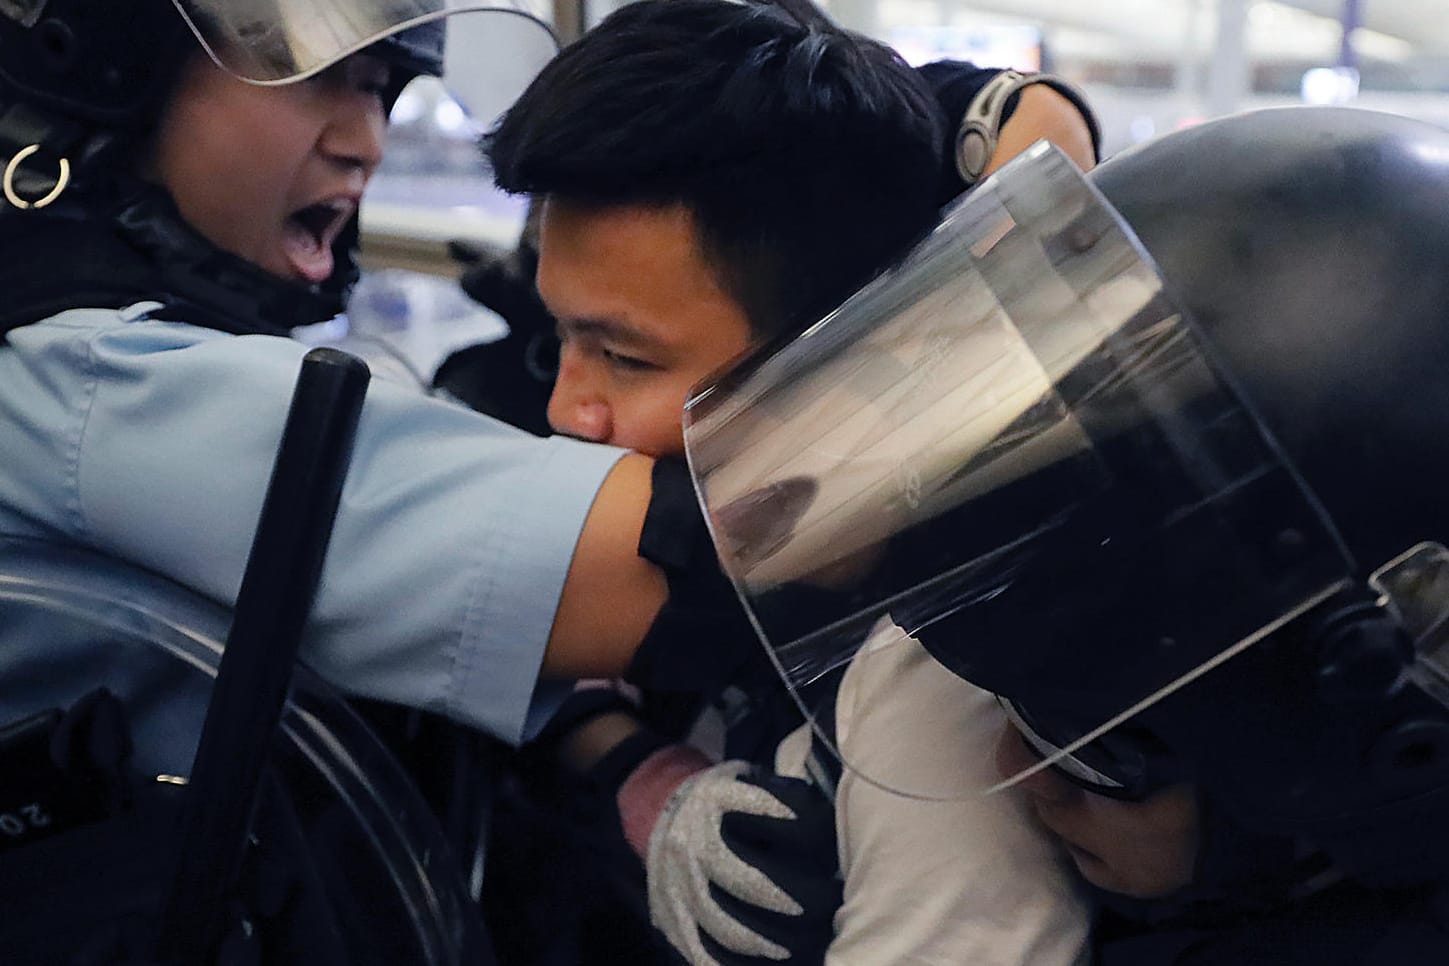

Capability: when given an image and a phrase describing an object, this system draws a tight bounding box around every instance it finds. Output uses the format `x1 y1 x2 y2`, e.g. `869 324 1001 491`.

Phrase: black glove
647 763 841 965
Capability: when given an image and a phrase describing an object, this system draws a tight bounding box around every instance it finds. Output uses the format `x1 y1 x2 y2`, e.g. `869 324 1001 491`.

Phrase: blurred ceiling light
889 1 1416 65
1350 27 1415 63
1252 1 1412 63
1129 115 1157 142
389 81 428 126
1301 65 1360 104
432 98 473 136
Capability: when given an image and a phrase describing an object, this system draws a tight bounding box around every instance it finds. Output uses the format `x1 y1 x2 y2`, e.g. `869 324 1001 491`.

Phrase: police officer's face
995 722 1200 899
148 51 390 284
535 199 755 457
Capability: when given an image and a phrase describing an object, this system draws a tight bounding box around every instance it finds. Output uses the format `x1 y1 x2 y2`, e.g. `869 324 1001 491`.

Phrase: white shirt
778 629 1091 966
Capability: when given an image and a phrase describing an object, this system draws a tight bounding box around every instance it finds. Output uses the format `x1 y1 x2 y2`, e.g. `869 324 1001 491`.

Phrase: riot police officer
687 106 1449 964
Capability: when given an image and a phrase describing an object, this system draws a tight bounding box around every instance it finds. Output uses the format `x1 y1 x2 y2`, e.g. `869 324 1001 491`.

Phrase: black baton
153 347 370 963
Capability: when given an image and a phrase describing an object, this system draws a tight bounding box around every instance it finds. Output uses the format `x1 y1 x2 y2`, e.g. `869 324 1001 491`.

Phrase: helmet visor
683 143 1353 799
170 0 554 85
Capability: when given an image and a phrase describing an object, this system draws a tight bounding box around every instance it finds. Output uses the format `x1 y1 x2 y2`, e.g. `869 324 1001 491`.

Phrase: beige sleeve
825 632 1093 966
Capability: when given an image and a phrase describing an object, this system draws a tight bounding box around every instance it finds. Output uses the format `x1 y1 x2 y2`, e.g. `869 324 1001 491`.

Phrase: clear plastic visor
170 0 555 88
683 144 1352 799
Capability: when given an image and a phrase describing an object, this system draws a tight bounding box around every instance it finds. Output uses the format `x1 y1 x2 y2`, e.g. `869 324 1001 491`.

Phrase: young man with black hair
490 6 946 455
475 2 1099 963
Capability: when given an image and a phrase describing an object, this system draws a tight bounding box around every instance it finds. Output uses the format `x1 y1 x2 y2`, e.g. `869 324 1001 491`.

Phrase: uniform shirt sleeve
0 307 626 744
825 632 1093 966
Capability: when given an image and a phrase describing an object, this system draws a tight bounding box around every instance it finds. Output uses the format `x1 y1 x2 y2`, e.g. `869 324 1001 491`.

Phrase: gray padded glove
647 760 841 965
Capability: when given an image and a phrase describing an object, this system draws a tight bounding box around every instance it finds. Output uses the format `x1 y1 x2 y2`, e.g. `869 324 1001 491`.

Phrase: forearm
556 708 649 773
534 687 842 966
543 454 667 678
543 455 757 685
549 702 714 858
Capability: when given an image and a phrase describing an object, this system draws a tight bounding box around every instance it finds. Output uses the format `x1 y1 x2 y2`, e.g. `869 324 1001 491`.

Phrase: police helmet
684 107 1449 892
0 1 464 121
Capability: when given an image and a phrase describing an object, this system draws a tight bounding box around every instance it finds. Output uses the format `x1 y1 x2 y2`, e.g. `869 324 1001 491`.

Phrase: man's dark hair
486 0 944 338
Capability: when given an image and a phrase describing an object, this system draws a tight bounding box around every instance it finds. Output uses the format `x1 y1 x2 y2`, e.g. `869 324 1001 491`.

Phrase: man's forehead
536 198 705 271
554 315 669 350
536 198 749 355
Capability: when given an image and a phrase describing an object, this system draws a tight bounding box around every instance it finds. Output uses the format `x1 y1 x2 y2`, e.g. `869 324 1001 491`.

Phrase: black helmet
0 1 448 169
684 107 1449 891
1003 107 1449 887
0 0 192 127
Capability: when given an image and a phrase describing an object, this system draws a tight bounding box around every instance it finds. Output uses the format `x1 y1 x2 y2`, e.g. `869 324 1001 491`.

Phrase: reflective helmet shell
0 0 445 129
0 0 192 126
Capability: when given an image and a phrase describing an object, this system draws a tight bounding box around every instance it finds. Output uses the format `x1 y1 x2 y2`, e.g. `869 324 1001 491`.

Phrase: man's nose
547 356 613 443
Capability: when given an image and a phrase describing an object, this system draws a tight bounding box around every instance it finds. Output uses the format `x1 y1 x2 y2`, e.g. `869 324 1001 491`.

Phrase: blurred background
344 0 1448 378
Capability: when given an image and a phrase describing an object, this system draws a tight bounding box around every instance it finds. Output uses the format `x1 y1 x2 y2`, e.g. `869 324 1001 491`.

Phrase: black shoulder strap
0 219 171 336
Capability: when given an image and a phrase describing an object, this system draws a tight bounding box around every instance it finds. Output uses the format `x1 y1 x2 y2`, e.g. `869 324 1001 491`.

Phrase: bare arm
542 453 667 677
985 83 1098 176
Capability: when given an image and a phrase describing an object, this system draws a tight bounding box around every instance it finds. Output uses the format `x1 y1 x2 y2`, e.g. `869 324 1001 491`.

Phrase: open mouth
283 199 354 284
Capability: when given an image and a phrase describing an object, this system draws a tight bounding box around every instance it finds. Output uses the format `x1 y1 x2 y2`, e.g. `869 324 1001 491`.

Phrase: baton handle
154 348 371 963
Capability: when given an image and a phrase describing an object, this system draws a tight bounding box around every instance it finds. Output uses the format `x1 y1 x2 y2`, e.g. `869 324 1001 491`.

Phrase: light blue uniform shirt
0 304 627 760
